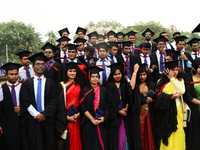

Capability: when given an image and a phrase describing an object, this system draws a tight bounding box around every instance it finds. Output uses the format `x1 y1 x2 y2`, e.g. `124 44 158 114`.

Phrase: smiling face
67 69 76 79
128 36 135 43
33 60 46 76
113 69 122 82
90 73 99 85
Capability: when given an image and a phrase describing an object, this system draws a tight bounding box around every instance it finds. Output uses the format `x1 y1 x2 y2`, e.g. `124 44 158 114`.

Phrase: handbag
60 82 68 140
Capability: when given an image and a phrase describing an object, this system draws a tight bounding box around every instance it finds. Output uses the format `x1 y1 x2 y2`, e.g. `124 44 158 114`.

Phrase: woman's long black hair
136 70 153 89
62 67 80 85
107 68 127 83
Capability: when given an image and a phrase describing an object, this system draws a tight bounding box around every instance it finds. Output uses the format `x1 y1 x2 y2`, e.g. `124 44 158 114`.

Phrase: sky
1 0 200 41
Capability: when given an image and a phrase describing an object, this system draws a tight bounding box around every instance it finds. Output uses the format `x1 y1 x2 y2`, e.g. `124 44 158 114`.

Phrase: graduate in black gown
0 63 22 150
42 42 62 85
126 31 141 55
20 53 57 150
106 63 131 150
80 66 109 150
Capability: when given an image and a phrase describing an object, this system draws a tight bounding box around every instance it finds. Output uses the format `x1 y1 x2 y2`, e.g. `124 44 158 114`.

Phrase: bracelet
132 73 136 76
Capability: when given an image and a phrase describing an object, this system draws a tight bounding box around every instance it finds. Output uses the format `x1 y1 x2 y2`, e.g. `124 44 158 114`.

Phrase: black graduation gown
106 81 131 150
77 55 98 67
117 54 136 75
155 93 177 147
184 76 200 150
54 50 62 64
80 85 109 150
0 83 21 150
151 42 157 53
44 61 62 85
20 78 57 150
130 45 141 55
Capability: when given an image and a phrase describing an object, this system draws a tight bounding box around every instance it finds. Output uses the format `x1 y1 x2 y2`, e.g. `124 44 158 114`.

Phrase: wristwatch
132 73 136 76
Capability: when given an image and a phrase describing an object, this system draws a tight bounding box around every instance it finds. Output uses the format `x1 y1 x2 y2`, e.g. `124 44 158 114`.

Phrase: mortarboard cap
58 27 70 36
96 42 108 51
153 36 169 44
163 60 178 70
173 35 188 43
28 52 49 64
108 42 119 48
142 28 155 37
138 63 147 73
1 62 22 72
41 42 57 53
15 51 32 59
108 63 125 73
145 90 157 99
115 32 125 38
122 41 132 48
87 31 98 39
75 27 87 35
67 44 78 50
106 30 116 38
166 50 180 61
173 32 180 37
98 34 106 40
56 36 71 43
84 66 104 80
126 31 137 37
64 62 80 70
192 23 200 33
74 38 87 44
186 38 200 46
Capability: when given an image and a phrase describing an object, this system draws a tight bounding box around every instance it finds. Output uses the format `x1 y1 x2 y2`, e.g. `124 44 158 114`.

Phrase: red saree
66 83 82 150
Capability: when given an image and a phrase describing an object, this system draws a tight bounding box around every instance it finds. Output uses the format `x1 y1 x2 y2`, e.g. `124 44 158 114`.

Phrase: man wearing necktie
107 42 118 63
0 63 23 150
74 38 87 57
187 38 200 60
126 31 141 55
15 51 35 82
20 53 57 150
87 31 98 58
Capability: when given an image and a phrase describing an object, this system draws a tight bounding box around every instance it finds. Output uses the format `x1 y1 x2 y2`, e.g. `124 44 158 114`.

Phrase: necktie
126 56 131 79
195 53 197 59
80 53 83 56
64 52 67 62
101 60 106 86
132 45 135 54
11 85 17 107
94 48 97 58
87 59 90 66
37 78 42 113
46 62 51 71
110 55 114 63
144 55 148 68
160 51 164 73
24 67 31 79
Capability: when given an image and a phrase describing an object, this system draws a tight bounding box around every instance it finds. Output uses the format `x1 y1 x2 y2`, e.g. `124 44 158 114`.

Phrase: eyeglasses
44 51 52 54
35 63 45 66
145 33 151 35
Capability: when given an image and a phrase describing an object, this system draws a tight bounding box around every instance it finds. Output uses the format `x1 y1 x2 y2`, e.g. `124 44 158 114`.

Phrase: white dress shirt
27 75 46 117
6 81 21 106
77 51 85 56
155 50 165 74
140 53 153 73
60 49 68 63
165 42 172 50
96 58 111 85
190 51 200 60
18 64 35 81
107 53 117 63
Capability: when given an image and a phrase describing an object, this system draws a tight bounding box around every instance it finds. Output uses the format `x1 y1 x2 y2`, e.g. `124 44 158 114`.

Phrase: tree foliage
0 20 42 63
45 30 58 46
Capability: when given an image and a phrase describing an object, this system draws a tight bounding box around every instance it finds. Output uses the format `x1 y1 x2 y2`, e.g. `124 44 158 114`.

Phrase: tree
0 20 42 63
45 30 58 45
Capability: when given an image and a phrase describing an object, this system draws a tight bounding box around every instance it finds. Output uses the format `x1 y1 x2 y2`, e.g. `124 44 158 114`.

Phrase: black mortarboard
64 62 79 70
108 42 119 48
192 23 200 33
87 31 98 39
173 32 180 37
56 36 71 43
186 38 200 46
96 42 108 51
28 52 49 64
75 27 87 35
1 62 22 72
84 66 104 80
41 42 57 53
163 61 178 69
74 38 87 44
67 44 78 50
106 30 116 38
98 34 106 40
15 51 32 59
173 35 188 43
58 27 70 36
138 63 147 73
145 90 157 99
115 32 125 38
166 50 180 61
122 41 132 48
153 36 169 44
126 31 137 37
108 63 125 73
142 28 155 37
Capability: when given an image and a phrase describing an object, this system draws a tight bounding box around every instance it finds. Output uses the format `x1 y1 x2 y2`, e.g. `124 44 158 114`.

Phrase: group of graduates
1 23 200 150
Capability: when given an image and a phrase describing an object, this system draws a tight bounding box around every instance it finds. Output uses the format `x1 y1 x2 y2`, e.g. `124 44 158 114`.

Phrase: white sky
1 0 200 41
